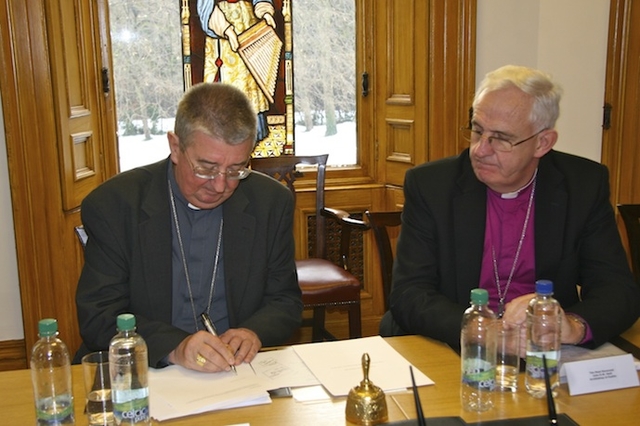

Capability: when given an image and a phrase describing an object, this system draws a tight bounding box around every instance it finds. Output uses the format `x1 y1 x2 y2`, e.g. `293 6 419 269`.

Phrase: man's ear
168 131 180 160
533 129 557 158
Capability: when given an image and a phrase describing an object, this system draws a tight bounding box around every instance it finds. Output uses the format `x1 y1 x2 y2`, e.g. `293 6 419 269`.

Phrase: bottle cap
535 280 554 295
38 318 58 337
117 313 136 331
470 288 489 305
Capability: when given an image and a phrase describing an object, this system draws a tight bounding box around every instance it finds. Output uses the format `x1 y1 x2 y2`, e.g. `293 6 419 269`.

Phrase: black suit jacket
75 158 302 366
389 149 640 350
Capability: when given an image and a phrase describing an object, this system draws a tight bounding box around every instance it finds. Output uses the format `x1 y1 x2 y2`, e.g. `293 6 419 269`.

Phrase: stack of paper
149 363 270 421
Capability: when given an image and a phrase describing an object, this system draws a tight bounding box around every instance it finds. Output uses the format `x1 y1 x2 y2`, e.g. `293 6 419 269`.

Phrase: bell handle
362 353 370 382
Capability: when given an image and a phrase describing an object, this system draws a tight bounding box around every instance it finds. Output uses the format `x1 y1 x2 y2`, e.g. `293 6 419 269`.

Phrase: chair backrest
365 210 402 310
618 204 640 286
250 154 328 258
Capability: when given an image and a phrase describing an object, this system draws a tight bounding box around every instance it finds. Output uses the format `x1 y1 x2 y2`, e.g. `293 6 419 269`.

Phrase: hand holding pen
199 312 237 374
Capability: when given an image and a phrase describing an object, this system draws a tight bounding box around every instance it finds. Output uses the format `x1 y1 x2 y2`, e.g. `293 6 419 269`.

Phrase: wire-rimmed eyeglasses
183 151 251 180
461 126 547 152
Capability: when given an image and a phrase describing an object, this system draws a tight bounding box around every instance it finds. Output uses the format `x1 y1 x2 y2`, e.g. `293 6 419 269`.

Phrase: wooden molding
0 339 27 372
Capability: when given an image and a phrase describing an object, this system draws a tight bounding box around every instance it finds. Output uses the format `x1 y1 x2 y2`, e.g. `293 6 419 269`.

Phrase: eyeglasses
462 126 547 152
183 151 251 180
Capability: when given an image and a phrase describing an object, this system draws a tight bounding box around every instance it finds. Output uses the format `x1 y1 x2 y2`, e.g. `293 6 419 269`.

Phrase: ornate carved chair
250 154 366 341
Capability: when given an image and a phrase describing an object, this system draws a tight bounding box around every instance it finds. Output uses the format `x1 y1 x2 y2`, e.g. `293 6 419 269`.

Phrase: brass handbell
345 353 388 425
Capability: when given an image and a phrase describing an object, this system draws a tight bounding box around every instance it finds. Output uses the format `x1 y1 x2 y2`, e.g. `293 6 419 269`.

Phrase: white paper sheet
148 363 270 421
292 335 435 397
148 347 321 421
251 346 320 389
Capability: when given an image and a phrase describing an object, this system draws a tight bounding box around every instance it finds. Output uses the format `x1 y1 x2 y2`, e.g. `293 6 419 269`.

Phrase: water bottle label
462 358 496 390
525 352 559 379
114 397 149 423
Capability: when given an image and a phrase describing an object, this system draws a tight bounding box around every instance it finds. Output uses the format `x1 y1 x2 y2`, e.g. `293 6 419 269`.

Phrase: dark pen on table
542 354 558 425
410 366 426 426
200 312 237 374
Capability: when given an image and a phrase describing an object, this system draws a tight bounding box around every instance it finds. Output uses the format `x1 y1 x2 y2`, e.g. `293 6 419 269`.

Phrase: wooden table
3 320 640 426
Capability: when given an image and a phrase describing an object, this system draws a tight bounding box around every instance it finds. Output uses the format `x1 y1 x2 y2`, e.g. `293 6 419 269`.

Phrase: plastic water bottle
30 318 75 425
109 314 150 425
525 279 561 398
460 288 497 412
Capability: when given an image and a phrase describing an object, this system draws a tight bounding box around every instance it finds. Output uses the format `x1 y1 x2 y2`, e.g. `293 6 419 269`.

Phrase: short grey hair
473 65 563 129
174 82 257 150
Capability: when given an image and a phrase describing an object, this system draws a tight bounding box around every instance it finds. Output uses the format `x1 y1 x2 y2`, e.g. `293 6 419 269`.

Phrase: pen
542 354 558 425
410 366 426 426
200 312 237 374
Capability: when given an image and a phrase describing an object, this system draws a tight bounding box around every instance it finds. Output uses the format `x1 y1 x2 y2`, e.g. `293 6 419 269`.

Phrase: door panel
374 0 476 190
375 0 426 187
46 0 106 211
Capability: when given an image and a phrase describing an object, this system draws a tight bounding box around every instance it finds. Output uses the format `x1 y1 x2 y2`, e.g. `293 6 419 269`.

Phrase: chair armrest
321 207 370 271
322 207 370 231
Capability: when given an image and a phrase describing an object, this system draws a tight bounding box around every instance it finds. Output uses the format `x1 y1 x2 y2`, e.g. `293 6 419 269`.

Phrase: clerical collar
499 169 538 199
168 163 202 211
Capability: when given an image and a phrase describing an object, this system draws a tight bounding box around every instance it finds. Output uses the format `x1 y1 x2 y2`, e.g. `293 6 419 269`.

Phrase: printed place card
564 353 639 395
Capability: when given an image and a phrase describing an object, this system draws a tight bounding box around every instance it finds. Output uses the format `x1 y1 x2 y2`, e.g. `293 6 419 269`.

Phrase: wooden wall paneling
602 0 628 202
375 0 427 188
0 339 27 371
613 1 640 204
373 0 476 195
1 0 66 356
602 0 640 261
384 118 416 185
46 0 105 211
427 0 477 161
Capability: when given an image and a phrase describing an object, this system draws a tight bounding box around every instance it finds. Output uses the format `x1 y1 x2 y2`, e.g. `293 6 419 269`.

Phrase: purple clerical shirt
479 181 536 313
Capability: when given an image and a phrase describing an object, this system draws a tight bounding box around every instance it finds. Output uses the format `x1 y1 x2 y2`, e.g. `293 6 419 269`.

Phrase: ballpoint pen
200 312 237 374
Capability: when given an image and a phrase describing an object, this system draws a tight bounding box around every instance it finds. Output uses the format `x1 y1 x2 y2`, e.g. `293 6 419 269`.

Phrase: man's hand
168 330 237 372
220 328 262 365
502 292 587 358
501 293 534 358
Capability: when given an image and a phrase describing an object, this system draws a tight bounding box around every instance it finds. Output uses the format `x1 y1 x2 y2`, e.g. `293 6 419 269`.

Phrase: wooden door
0 0 118 360
601 0 640 254
373 0 476 198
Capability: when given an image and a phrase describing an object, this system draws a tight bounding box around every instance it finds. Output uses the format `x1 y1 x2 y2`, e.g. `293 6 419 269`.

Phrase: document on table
292 335 435 397
149 363 269 421
149 348 320 422
251 346 320 389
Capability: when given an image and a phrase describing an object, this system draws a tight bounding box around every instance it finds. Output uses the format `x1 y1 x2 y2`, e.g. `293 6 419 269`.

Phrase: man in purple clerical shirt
381 65 640 356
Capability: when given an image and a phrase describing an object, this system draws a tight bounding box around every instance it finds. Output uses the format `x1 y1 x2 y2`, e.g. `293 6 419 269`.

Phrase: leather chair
250 154 366 341
365 210 402 310
617 204 640 287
